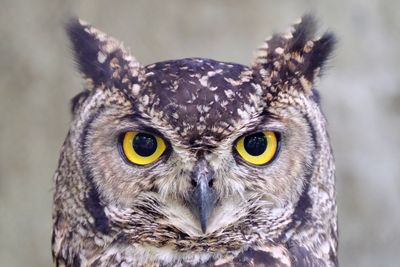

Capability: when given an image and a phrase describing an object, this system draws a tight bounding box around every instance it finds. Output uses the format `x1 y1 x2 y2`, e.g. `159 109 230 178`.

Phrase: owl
52 15 337 267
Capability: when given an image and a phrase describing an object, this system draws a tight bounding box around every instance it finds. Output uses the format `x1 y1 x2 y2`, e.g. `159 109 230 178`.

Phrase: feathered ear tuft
252 14 336 94
66 18 141 91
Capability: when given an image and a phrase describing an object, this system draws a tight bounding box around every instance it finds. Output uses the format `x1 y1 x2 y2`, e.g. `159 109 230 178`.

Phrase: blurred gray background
0 0 399 266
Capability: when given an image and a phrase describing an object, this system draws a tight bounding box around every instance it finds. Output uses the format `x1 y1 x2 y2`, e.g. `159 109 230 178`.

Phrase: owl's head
54 15 336 264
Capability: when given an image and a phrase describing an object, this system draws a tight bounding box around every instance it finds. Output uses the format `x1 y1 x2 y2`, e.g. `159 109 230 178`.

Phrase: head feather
252 14 336 94
66 17 141 91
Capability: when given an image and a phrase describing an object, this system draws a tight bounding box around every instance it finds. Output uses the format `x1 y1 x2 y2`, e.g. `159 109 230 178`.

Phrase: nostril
191 179 198 187
208 179 214 188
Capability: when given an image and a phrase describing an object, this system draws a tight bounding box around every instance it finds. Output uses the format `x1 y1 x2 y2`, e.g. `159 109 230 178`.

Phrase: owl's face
83 58 314 234
53 16 337 265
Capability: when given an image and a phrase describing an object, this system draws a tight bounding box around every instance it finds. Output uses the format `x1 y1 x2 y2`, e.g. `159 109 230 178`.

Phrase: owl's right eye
120 131 166 165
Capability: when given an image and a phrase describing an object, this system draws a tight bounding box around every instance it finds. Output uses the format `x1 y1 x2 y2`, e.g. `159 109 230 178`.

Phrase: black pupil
244 133 267 156
133 133 157 157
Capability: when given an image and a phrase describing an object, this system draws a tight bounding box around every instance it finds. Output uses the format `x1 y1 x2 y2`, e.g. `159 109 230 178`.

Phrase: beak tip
194 204 215 234
200 222 207 234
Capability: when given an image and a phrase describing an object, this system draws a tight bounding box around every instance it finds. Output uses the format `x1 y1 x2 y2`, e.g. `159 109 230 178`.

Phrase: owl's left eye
235 131 279 165
121 131 167 165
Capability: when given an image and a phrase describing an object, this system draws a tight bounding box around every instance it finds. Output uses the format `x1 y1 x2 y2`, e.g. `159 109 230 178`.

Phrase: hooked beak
187 159 217 234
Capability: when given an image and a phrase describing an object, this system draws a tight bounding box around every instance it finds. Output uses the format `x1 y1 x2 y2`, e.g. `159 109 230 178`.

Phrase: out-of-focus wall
0 0 399 266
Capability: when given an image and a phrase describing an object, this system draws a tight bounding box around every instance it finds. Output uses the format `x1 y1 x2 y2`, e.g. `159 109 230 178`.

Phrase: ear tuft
303 32 336 81
252 14 336 93
66 17 141 90
288 14 318 52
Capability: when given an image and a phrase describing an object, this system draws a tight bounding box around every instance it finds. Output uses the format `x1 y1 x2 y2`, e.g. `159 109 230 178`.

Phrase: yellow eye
235 131 278 165
121 131 167 165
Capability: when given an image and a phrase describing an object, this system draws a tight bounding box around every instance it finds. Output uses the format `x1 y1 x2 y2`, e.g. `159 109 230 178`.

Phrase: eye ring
235 131 279 166
120 131 167 165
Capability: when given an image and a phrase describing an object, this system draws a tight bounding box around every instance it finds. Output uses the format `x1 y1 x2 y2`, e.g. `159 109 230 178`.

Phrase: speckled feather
53 15 337 266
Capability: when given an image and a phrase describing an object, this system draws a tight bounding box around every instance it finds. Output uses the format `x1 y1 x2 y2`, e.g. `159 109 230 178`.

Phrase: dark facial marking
79 107 111 234
287 244 326 267
70 90 90 115
281 114 317 238
83 183 110 234
310 89 321 105
231 247 283 266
